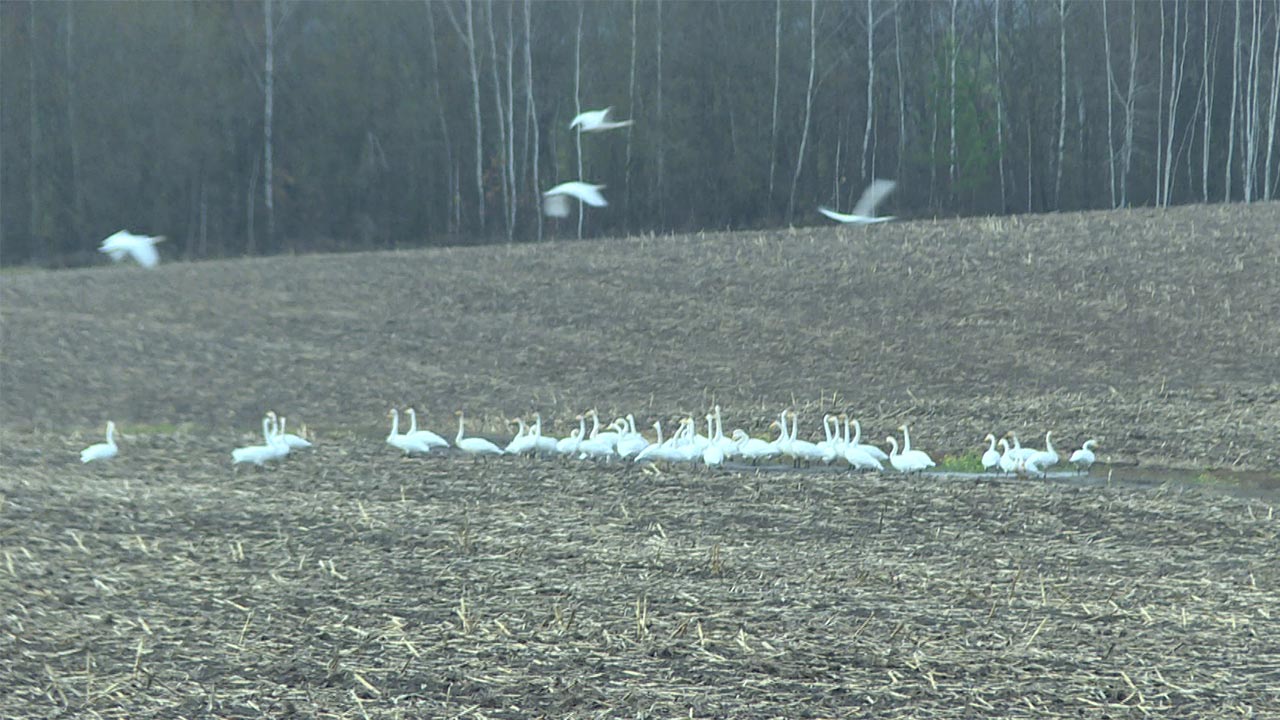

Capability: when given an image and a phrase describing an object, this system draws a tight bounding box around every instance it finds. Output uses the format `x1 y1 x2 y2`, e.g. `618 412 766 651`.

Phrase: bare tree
425 2 456 234
1266 0 1280 199
1226 0 1240 202
787 0 818 223
1120 0 1139 207
995 0 1007 210
263 0 275 251
625 0 637 222
444 0 486 230
1201 0 1216 202
1103 0 1117 207
1055 0 1067 208
64 3 83 240
574 2 584 238
860 0 875 182
1243 0 1262 202
485 1 511 239
895 5 906 189
655 0 664 226
949 0 958 197
1155 0 1165 204
524 0 541 240
768 0 782 204
28 3 40 260
1161 0 1191 207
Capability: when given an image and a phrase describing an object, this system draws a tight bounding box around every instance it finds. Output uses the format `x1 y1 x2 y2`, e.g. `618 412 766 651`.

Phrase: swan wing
851 179 897 217
127 239 160 268
818 206 859 223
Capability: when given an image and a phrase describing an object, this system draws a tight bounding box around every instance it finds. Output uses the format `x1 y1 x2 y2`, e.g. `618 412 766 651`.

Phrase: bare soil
2 204 1279 717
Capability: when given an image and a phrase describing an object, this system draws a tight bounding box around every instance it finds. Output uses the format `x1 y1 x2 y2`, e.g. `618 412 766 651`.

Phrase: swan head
985 433 996 442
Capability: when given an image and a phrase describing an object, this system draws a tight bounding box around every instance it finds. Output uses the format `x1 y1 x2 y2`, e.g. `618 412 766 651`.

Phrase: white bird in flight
542 181 608 218
569 107 633 133
99 230 165 268
818 179 897 224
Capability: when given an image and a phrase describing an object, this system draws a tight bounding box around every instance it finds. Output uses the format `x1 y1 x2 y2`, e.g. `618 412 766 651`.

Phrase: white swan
406 408 450 448
556 416 587 456
1028 431 1059 475
633 420 666 463
786 411 827 465
542 181 608 217
615 415 650 459
455 411 504 458
275 415 313 449
1007 432 1037 461
817 179 897 224
263 412 292 461
531 413 560 455
80 421 119 463
386 409 434 456
99 230 165 268
233 416 280 467
570 107 634 132
1069 439 1098 474
733 428 780 464
886 434 935 474
997 438 1018 474
981 434 1001 472
505 418 537 455
702 440 725 468
849 419 889 461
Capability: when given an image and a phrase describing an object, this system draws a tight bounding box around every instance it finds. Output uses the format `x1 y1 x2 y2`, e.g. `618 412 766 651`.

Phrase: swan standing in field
233 416 280 467
505 418 537 455
615 416 650 460
542 181 608 218
733 428 780 464
982 434 1001 472
264 413 292 461
1069 439 1098 474
455 411 504 459
817 179 897 224
274 415 313 450
1007 432 1037 462
406 408 450 449
997 438 1018 474
886 434 935 474
386 409 434 456
98 230 165 268
1028 431 1059 475
570 107 634 132
530 413 560 455
80 421 119 463
848 419 889 461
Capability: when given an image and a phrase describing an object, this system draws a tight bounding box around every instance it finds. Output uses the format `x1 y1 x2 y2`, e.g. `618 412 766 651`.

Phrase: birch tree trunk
28 3 40 260
485 2 511 240
1243 0 1262 202
861 0 875 182
895 6 906 187
466 0 485 229
425 2 456 234
1055 0 1067 208
949 0 958 199
506 4 517 237
1265 0 1280 200
1120 0 1138 207
655 0 664 227
574 3 584 238
64 3 83 239
1103 0 1118 207
1202 0 1216 202
524 0 541 240
1226 0 1240 202
263 0 274 252
1155 1 1165 205
787 0 817 223
1161 0 1190 207
995 0 1007 210
625 0 637 223
768 0 782 204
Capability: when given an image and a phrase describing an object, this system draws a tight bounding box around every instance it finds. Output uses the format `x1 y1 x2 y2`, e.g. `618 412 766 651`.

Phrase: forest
3 0 1280 266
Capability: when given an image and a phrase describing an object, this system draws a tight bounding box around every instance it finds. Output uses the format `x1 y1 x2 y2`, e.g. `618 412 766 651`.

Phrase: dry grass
1 431 1278 717
3 203 1280 716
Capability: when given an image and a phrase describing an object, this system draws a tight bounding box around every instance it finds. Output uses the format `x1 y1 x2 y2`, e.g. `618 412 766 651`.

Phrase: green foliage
938 451 986 473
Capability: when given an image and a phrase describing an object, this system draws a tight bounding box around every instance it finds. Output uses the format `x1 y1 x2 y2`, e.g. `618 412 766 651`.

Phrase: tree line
3 0 1280 267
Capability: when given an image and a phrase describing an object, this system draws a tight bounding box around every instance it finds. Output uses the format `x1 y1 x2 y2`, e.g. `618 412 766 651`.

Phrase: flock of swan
97 106 894 269
79 406 1099 479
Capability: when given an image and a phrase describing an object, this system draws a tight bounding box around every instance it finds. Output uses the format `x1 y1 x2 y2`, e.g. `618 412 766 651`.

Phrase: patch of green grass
938 451 986 473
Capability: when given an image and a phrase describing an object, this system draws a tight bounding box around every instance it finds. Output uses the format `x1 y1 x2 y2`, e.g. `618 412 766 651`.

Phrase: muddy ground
2 204 1280 716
